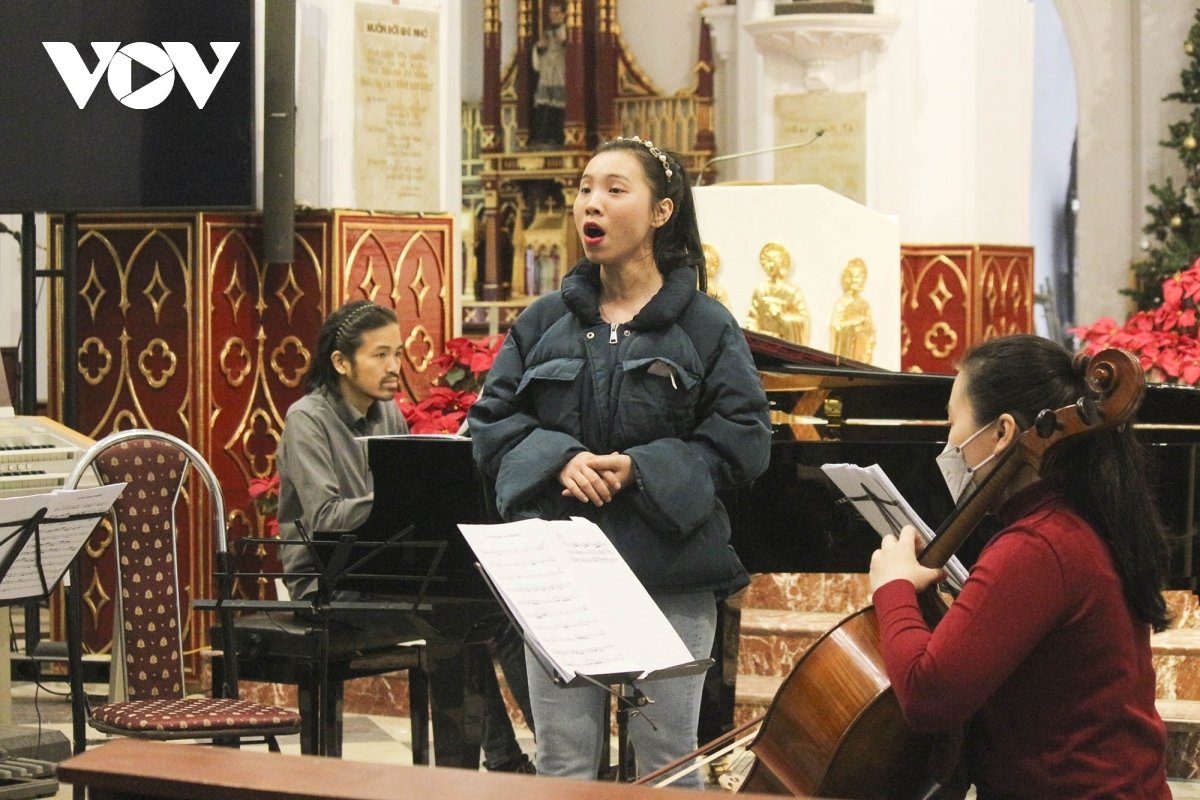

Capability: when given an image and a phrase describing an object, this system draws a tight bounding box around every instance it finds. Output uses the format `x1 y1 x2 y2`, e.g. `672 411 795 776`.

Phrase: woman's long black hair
959 334 1171 631
306 300 398 393
592 137 706 292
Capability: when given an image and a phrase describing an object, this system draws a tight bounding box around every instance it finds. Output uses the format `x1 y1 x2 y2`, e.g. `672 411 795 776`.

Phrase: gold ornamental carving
387 230 445 315
81 261 108 322
78 336 113 386
517 0 531 39
701 243 731 311
138 338 178 389
85 516 114 559
358 256 383 303
404 325 435 373
564 125 586 147
926 274 954 314
274 265 306 324
83 567 112 635
240 407 281 479
829 258 876 363
924 321 958 359
219 337 252 388
112 410 140 432
271 335 311 389
402 256 431 313
746 242 810 345
223 266 248 322
142 262 173 324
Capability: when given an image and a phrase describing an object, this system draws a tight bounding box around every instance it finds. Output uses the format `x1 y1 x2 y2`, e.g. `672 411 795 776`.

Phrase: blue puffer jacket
469 260 771 595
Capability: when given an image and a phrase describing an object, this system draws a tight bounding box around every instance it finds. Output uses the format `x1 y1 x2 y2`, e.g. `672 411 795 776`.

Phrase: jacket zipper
609 321 619 344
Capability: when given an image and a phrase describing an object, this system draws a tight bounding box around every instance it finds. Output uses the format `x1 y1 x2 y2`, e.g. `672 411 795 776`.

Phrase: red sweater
874 480 1169 799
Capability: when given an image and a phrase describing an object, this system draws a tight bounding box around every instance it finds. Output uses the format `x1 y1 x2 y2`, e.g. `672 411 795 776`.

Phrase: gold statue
830 258 876 363
746 242 810 345
701 243 732 311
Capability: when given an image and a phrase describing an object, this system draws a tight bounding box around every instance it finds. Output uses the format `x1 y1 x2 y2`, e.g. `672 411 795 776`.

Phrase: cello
730 348 1147 798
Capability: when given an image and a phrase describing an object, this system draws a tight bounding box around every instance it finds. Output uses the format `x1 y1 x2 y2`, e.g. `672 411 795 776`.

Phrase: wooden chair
62 430 303 762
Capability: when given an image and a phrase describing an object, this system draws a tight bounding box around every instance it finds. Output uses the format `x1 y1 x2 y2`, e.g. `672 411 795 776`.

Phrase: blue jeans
525 590 717 787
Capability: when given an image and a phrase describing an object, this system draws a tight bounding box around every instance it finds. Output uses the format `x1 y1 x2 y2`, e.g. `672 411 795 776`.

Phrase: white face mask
936 420 998 503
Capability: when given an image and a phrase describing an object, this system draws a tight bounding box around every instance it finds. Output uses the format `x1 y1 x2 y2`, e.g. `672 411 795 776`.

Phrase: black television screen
0 0 255 212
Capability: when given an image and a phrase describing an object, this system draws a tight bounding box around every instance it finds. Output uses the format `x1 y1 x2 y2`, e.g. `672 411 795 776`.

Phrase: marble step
735 675 1200 779
739 608 1200 700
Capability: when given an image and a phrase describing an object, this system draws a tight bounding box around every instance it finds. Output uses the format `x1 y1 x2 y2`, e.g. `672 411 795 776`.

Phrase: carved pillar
562 0 587 150
481 177 502 301
482 0 502 154
594 0 619 144
515 0 534 150
695 15 717 156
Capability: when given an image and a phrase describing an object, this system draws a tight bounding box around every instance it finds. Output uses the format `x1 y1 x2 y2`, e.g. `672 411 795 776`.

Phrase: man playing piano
276 300 534 773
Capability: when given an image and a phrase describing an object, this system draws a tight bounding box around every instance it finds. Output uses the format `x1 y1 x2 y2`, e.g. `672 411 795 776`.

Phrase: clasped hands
559 451 633 506
868 525 947 595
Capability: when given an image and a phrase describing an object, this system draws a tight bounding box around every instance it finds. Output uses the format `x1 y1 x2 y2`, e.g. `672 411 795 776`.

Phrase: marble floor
11 680 1200 799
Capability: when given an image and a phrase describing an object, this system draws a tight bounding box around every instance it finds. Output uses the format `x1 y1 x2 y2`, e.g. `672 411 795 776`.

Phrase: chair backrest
64 429 227 702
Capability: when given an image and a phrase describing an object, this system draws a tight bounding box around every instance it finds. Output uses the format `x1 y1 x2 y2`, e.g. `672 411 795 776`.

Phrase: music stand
474 564 713 782
0 486 121 790
200 523 438 757
0 491 117 609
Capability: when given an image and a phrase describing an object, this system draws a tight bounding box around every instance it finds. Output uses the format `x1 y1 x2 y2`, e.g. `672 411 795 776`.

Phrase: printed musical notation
821 462 967 592
460 517 695 683
0 483 126 603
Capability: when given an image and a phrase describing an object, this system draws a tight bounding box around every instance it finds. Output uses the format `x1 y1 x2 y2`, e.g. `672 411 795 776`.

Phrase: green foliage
1131 8 1200 310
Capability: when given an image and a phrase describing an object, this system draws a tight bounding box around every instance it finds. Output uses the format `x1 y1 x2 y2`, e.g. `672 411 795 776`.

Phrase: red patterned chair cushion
90 698 302 738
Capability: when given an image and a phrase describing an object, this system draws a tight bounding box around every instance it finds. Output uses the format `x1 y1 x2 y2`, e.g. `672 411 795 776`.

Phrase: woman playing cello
870 334 1172 798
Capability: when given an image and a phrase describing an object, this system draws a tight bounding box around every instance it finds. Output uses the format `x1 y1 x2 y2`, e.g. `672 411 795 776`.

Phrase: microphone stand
698 129 825 183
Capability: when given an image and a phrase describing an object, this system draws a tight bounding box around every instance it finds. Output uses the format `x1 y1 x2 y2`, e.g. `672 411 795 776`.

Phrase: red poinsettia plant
397 335 506 434
247 473 281 536
1072 258 1200 386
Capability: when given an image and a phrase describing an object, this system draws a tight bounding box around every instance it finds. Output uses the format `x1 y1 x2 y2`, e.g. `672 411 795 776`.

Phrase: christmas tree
1128 8 1200 310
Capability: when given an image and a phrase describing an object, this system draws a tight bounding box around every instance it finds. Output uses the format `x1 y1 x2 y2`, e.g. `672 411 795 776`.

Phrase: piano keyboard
0 416 96 499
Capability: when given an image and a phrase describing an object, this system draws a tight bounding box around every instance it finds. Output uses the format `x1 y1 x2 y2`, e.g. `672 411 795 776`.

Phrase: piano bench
209 613 429 762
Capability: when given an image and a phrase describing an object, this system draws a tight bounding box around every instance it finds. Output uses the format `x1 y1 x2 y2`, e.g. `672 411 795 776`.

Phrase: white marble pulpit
693 183 900 370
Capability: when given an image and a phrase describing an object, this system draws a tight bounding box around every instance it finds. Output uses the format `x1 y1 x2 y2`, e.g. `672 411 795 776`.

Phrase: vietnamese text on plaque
354 4 440 211
775 92 866 204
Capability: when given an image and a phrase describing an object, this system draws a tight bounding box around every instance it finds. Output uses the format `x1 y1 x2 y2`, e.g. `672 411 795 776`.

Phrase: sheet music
821 463 967 592
460 517 695 683
0 483 125 602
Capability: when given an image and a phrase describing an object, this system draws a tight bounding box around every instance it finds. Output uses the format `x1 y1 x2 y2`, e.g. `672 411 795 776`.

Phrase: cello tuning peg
1075 395 1100 426
1034 409 1062 439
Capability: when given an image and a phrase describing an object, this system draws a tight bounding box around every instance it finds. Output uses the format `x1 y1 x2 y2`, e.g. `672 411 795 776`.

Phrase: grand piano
692 331 1200 741
730 331 1200 585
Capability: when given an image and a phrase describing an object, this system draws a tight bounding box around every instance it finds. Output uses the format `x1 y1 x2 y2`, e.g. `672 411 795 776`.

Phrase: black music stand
1 490 117 791
0 498 113 608
474 564 713 782
200 524 438 758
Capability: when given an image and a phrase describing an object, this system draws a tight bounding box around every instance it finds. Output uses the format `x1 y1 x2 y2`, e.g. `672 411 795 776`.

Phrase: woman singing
469 136 771 784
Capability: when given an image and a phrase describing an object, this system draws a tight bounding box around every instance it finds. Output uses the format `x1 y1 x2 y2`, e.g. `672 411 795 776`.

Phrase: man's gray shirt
276 386 407 599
